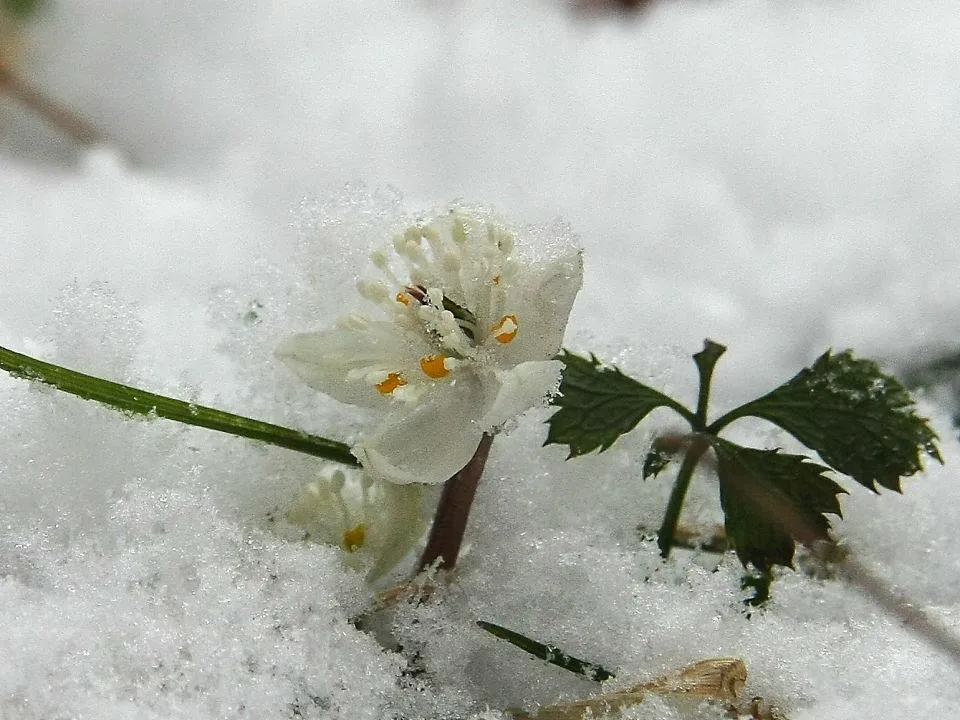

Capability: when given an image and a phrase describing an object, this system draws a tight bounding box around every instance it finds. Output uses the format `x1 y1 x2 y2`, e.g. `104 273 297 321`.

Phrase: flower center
402 284 479 342
342 523 366 551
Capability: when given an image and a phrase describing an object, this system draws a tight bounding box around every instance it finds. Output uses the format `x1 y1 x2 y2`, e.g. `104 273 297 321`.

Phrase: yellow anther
343 523 365 551
491 314 519 344
376 372 407 395
420 354 450 379
395 291 412 305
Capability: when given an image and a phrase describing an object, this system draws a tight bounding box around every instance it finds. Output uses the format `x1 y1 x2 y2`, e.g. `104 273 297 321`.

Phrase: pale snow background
2 0 960 718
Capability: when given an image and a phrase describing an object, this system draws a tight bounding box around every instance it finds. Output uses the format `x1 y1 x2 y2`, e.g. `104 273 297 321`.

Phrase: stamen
421 225 441 244
328 472 351 527
329 470 347 493
439 297 478 341
496 229 515 255
395 291 412 305
405 285 429 304
357 280 390 304
492 314 519 344
369 249 405 288
420 354 450 379
442 253 461 272
452 216 469 244
376 372 407 395
427 287 445 307
342 523 365 552
492 275 502 285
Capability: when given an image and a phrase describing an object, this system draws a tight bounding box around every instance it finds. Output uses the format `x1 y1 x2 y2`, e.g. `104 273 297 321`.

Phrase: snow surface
2 1 960 718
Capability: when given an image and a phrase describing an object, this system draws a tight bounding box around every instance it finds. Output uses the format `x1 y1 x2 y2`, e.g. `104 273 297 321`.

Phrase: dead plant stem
0 63 104 147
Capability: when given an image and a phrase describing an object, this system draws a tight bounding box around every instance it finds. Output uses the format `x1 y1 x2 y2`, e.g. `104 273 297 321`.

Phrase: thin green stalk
656 436 709 558
691 339 726 430
705 398 760 435
0 344 358 466
657 341 725 558
476 620 615 682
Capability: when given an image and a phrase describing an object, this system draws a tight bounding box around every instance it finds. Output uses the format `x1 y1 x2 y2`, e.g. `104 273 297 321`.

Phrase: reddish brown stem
417 432 494 573
0 63 104 147
839 553 960 670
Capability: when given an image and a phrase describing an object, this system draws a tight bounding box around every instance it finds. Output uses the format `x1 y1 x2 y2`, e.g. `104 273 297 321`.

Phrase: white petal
491 247 583 365
364 482 429 581
479 360 562 430
356 378 486 485
276 316 431 408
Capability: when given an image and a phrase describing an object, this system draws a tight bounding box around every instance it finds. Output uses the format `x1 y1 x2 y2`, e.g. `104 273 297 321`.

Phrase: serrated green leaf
713 438 845 572
712 350 941 492
545 351 693 458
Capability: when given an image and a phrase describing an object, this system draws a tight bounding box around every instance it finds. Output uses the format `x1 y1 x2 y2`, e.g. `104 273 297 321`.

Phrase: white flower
277 208 583 485
282 467 429 581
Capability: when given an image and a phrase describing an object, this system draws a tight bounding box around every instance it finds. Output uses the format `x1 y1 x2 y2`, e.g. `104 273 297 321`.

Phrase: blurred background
3 0 960 413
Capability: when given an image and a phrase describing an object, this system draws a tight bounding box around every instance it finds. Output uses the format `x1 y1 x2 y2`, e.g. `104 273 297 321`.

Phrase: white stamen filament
427 287 445 307
357 279 390 304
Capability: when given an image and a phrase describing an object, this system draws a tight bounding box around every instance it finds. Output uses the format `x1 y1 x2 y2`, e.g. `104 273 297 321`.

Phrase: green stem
656 436 709 558
0 344 358 466
691 339 726 430
656 341 726 558
476 620 615 682
705 399 758 435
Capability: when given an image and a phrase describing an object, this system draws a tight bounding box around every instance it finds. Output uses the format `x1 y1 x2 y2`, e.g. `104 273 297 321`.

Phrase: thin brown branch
724 461 960 671
0 63 104 147
836 552 960 669
417 432 494 573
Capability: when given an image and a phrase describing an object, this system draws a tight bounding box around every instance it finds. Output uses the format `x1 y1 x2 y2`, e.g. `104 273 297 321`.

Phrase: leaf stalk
692 339 726 430
657 434 710 558
0 344 358 465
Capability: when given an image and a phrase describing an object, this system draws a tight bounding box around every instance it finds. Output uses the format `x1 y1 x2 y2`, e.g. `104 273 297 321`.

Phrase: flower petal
364 482 429 581
356 378 487 485
276 315 432 408
479 360 562 430
490 247 583 365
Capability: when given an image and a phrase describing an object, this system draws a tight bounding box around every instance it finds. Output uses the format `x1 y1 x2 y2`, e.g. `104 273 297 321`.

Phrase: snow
2 0 960 718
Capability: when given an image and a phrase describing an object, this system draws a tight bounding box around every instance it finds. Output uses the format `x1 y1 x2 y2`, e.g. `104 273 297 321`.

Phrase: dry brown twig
0 63 105 147
509 657 787 720
1 12 112 152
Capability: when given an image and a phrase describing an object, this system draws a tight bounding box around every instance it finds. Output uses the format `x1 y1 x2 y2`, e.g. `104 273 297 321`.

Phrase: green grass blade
0 344 358 466
476 620 615 682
